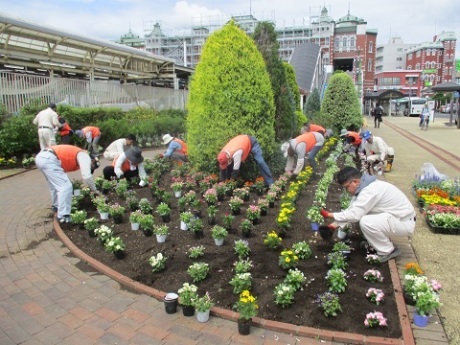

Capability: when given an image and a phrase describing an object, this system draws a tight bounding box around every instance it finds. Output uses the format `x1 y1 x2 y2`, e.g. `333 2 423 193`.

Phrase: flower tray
426 219 460 235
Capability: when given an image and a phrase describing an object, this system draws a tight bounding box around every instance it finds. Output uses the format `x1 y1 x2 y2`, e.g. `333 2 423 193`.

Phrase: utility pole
356 50 363 114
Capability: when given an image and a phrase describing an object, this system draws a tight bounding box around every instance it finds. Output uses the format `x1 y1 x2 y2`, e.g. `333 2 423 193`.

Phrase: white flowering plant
274 283 295 308
94 225 113 243
104 237 125 253
148 253 167 272
366 254 381 265
233 259 253 274
188 245 205 259
283 268 306 291
229 272 252 294
292 241 312 259
187 262 209 282
177 282 198 306
234 239 251 259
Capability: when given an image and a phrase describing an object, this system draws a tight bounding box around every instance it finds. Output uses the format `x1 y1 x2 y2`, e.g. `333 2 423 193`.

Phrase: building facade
375 37 413 73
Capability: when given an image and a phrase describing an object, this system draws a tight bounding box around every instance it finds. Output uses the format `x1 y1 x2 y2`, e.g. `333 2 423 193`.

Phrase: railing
0 72 188 114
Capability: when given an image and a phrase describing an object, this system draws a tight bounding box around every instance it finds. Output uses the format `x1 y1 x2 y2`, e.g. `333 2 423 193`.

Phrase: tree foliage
284 62 301 112
186 21 276 173
253 22 296 141
304 88 321 121
320 72 362 132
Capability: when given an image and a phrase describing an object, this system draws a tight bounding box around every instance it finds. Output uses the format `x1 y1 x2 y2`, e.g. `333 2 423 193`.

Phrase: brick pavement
0 129 452 344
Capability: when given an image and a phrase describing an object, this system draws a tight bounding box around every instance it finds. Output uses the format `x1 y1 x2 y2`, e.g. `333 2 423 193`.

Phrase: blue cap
361 130 372 140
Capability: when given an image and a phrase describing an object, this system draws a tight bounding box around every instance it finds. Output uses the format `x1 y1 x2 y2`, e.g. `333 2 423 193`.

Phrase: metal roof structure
0 12 192 85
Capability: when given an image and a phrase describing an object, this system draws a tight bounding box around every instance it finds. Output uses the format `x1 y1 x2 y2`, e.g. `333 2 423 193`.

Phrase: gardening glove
327 223 337 230
320 209 330 218
158 154 164 158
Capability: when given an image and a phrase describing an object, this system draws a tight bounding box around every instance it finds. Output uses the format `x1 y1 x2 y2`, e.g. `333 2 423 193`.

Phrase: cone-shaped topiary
186 20 276 173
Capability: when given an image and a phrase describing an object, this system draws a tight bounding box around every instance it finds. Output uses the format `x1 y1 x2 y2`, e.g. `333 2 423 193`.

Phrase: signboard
456 59 460 72
423 69 437 74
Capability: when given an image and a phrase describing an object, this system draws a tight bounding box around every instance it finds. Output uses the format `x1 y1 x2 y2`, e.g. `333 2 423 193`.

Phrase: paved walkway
0 121 455 345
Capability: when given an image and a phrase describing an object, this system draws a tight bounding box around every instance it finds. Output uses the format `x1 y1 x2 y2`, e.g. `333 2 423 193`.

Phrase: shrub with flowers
94 225 113 243
363 269 384 283
229 196 244 211
203 188 218 205
292 241 312 259
364 311 388 328
148 253 167 272
274 283 295 307
277 202 295 228
129 209 143 224
84 217 98 231
366 288 385 305
229 272 252 294
104 237 125 253
187 262 210 282
306 205 324 224
326 268 347 293
188 245 205 259
257 198 269 213
222 213 235 230
234 290 258 321
317 292 342 317
233 258 253 274
246 205 261 222
327 252 348 270
283 268 306 291
263 231 282 250
214 182 226 197
171 181 183 193
278 249 299 269
178 282 198 306
240 218 253 236
71 210 87 224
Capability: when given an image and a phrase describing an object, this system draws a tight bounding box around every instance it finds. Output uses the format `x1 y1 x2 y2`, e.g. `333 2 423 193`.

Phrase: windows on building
367 59 372 72
416 63 420 69
368 41 373 53
343 37 347 47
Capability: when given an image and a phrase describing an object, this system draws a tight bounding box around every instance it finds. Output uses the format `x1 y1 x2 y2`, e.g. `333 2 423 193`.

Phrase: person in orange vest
58 116 74 144
301 122 326 136
339 129 363 155
35 145 100 223
75 126 101 155
160 134 188 163
217 134 274 186
281 131 324 176
103 147 148 187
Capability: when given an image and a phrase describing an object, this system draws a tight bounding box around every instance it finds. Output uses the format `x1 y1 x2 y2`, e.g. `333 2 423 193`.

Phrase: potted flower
148 252 167 272
229 196 244 215
233 187 250 201
274 283 295 308
207 205 217 225
332 242 352 259
187 245 205 259
253 178 266 195
179 211 193 231
214 182 226 201
266 192 276 208
363 269 384 283
234 290 258 335
83 217 98 237
234 239 251 259
129 210 143 230
94 225 113 244
189 217 204 238
187 262 209 282
72 179 83 196
263 231 282 250
257 198 269 216
191 199 202 218
177 196 187 212
222 213 235 232
211 225 228 246
326 268 348 293
240 219 253 238
366 288 385 305
104 236 126 259
203 188 218 206
126 194 139 211
153 224 169 243
178 283 198 317
95 200 110 220
108 203 125 224
234 258 253 274
246 205 261 225
138 198 153 215
306 205 324 231
278 249 299 270
193 292 214 323
317 292 342 317
156 202 171 223
171 181 183 198
71 210 87 229
225 180 237 196
139 214 154 236
229 272 252 294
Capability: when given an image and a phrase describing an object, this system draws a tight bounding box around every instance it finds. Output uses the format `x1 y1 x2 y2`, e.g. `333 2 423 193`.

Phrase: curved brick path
0 123 452 344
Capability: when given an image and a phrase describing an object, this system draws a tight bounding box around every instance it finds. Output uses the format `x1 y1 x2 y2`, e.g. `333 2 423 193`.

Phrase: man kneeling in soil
320 167 416 262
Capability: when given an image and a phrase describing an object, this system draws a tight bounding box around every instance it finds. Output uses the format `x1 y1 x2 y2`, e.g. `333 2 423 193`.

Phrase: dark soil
60 156 402 338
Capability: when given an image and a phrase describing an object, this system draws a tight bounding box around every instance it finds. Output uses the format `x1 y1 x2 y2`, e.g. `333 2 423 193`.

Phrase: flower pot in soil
114 250 125 259
78 223 85 230
311 222 320 231
174 191 182 198
318 226 333 241
180 221 188 231
237 318 251 335
196 310 210 323
261 209 267 216
193 210 202 218
251 218 259 225
161 214 171 223
231 208 241 216
194 230 204 239
413 310 429 327
143 229 153 237
208 217 216 225
164 293 178 314
156 234 167 243
113 214 123 224
100 212 109 220
337 229 347 240
131 222 140 231
403 288 416 306
73 189 81 196
217 194 224 202
87 229 96 238
214 238 224 246
182 305 195 317
242 229 251 238
269 201 275 208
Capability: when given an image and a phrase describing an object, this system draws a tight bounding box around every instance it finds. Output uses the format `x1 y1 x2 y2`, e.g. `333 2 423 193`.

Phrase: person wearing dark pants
103 147 148 187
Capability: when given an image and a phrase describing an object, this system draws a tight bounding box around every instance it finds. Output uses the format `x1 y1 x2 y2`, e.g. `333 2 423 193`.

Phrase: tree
283 63 306 134
253 22 296 141
186 21 276 173
304 88 321 122
320 72 362 132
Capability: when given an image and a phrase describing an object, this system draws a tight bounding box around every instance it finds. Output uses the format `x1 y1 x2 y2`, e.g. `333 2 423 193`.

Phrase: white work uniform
32 107 61 150
332 179 416 255
35 150 96 218
363 136 390 164
103 138 128 160
114 152 148 187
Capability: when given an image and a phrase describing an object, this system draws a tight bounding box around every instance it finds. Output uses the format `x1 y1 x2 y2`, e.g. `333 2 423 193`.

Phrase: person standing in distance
33 103 62 150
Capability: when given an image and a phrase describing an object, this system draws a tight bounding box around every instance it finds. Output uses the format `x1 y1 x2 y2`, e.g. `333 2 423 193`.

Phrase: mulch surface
60 156 401 338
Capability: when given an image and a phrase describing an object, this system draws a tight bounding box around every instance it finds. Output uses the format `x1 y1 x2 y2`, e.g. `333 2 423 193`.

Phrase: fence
0 72 188 115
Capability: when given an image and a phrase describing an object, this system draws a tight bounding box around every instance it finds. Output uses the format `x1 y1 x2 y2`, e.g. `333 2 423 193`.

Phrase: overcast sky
1 0 459 56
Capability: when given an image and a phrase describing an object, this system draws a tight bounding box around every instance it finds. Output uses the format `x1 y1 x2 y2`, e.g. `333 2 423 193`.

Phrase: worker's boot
385 155 394 172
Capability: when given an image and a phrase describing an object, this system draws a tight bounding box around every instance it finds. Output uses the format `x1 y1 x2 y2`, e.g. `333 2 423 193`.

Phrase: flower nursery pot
196 310 210 323
161 214 171 223
261 209 267 216
217 194 224 202
251 218 259 225
237 318 251 335
73 189 81 196
164 293 178 314
113 214 123 224
231 208 241 216
311 222 320 231
114 250 125 259
337 229 347 240
318 226 332 240
174 191 182 198
180 221 188 231
131 222 140 231
214 238 224 246
87 229 96 238
413 311 429 327
182 305 195 317
100 212 109 220
269 201 275 208
142 229 153 237
194 230 204 239
208 217 216 225
156 234 167 243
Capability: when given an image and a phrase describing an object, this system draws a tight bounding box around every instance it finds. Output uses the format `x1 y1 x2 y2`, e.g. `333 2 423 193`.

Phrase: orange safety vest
82 126 101 138
51 145 83 172
172 138 188 155
347 131 362 146
309 124 326 135
294 133 317 152
221 135 251 162
112 155 138 173
60 123 72 137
